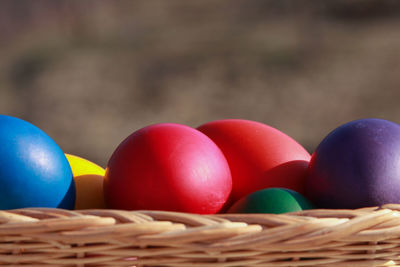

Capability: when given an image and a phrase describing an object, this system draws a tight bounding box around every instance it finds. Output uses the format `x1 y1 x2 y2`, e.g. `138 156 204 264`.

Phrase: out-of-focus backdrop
1 0 400 166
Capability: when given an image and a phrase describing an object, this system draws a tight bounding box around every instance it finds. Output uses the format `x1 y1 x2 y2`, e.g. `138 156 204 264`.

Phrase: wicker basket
2 205 400 266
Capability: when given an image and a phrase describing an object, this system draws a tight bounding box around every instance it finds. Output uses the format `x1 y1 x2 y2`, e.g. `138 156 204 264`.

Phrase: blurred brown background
1 0 400 167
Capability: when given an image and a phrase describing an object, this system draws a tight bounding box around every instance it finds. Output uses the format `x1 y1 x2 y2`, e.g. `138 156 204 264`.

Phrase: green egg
227 188 315 214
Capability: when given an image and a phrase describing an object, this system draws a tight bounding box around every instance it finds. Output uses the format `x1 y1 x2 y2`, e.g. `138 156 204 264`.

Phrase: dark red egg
197 119 311 204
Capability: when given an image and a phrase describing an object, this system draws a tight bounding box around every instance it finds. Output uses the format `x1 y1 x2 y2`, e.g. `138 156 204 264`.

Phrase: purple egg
306 118 400 209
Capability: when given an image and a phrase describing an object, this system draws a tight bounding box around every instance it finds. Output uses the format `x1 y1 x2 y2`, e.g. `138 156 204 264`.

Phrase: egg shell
0 115 75 209
197 119 311 205
104 123 232 214
66 154 106 210
306 118 400 209
227 188 315 214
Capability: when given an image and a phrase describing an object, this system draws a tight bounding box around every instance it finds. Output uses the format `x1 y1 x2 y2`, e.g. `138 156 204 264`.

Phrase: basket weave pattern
2 205 400 266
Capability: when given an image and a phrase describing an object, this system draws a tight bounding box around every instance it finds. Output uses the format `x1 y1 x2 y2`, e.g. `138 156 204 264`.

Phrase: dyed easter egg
306 118 400 209
104 123 232 214
0 115 75 209
66 154 106 209
228 188 314 214
197 119 311 205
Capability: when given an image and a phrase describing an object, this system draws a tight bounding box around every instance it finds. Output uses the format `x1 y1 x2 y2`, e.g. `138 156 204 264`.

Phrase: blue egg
0 115 75 209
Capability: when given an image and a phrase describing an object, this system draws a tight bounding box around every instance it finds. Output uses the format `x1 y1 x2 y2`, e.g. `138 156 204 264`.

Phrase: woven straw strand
1 206 400 266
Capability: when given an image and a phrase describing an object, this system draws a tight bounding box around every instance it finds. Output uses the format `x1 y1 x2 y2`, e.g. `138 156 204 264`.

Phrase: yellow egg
66 154 106 210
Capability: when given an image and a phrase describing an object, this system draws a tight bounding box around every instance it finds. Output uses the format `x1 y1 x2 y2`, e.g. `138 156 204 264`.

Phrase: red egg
197 119 311 205
104 123 232 214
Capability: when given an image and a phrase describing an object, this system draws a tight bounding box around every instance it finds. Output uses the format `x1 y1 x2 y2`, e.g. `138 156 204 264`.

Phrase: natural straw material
2 205 400 266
